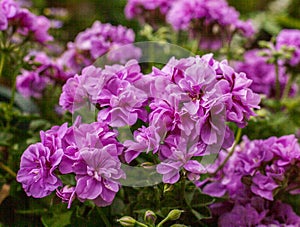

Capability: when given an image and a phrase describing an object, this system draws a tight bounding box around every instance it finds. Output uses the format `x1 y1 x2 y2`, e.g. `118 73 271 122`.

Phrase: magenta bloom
200 135 300 201
124 125 161 163
0 0 53 43
0 8 8 30
16 70 50 98
235 49 294 98
17 143 63 198
14 8 53 44
157 139 207 184
56 186 76 209
125 0 176 27
250 172 278 201
75 145 125 207
276 29 300 66
59 65 104 112
16 51 68 99
58 21 139 76
166 0 255 50
1 0 19 19
218 203 265 227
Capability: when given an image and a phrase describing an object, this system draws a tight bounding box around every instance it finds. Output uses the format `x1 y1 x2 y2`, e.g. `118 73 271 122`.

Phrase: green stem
157 216 169 227
191 35 201 55
282 72 296 100
0 53 5 78
6 63 22 130
226 34 233 64
275 62 281 100
135 221 149 227
212 127 242 175
180 175 186 206
96 208 112 227
15 209 48 215
0 161 16 178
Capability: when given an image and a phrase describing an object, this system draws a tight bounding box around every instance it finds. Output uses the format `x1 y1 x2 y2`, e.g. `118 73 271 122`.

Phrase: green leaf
184 183 215 207
0 132 12 146
190 206 212 220
41 210 72 227
29 119 51 132
117 126 133 143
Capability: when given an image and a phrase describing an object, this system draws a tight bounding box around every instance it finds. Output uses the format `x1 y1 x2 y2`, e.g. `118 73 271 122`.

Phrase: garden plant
1 0 300 226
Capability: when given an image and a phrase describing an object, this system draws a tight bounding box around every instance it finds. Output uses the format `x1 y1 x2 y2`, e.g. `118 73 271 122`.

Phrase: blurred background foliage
28 0 300 45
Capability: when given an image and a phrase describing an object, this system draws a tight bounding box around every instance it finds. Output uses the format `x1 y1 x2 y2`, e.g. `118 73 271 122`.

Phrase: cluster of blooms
125 0 177 27
166 0 255 50
15 20 141 99
16 51 68 98
58 20 141 77
276 29 300 67
125 0 255 50
0 0 52 44
17 55 260 207
199 135 300 225
60 55 259 183
17 118 125 207
209 190 300 226
235 49 297 98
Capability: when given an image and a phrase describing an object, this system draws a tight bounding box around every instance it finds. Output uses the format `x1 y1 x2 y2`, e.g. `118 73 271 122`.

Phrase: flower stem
96 208 112 227
275 62 281 100
212 127 242 175
0 53 5 78
135 221 149 227
180 175 186 206
0 161 16 178
157 216 169 227
282 72 296 100
15 208 48 215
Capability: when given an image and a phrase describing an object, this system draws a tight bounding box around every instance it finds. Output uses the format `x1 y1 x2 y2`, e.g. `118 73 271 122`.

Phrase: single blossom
276 29 300 66
17 143 63 198
56 186 76 209
58 21 140 76
75 145 125 207
16 70 50 98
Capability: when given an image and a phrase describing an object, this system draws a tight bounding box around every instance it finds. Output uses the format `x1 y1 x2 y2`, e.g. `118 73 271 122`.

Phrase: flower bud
117 216 136 227
163 184 174 193
144 210 157 225
166 209 184 221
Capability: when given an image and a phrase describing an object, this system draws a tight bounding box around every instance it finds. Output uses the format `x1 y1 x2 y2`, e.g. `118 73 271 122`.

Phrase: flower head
17 143 63 198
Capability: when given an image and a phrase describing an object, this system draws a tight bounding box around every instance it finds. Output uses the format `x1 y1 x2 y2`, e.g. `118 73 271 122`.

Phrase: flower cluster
125 0 177 27
210 193 300 226
17 119 125 207
199 135 300 225
276 29 300 67
235 49 297 98
166 0 255 50
0 0 52 44
58 21 141 77
125 0 255 50
18 55 260 207
16 20 141 99
59 56 260 186
16 51 68 98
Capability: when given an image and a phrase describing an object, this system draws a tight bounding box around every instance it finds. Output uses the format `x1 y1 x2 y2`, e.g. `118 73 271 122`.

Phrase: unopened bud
144 210 157 225
117 216 136 227
163 184 174 193
166 209 184 221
